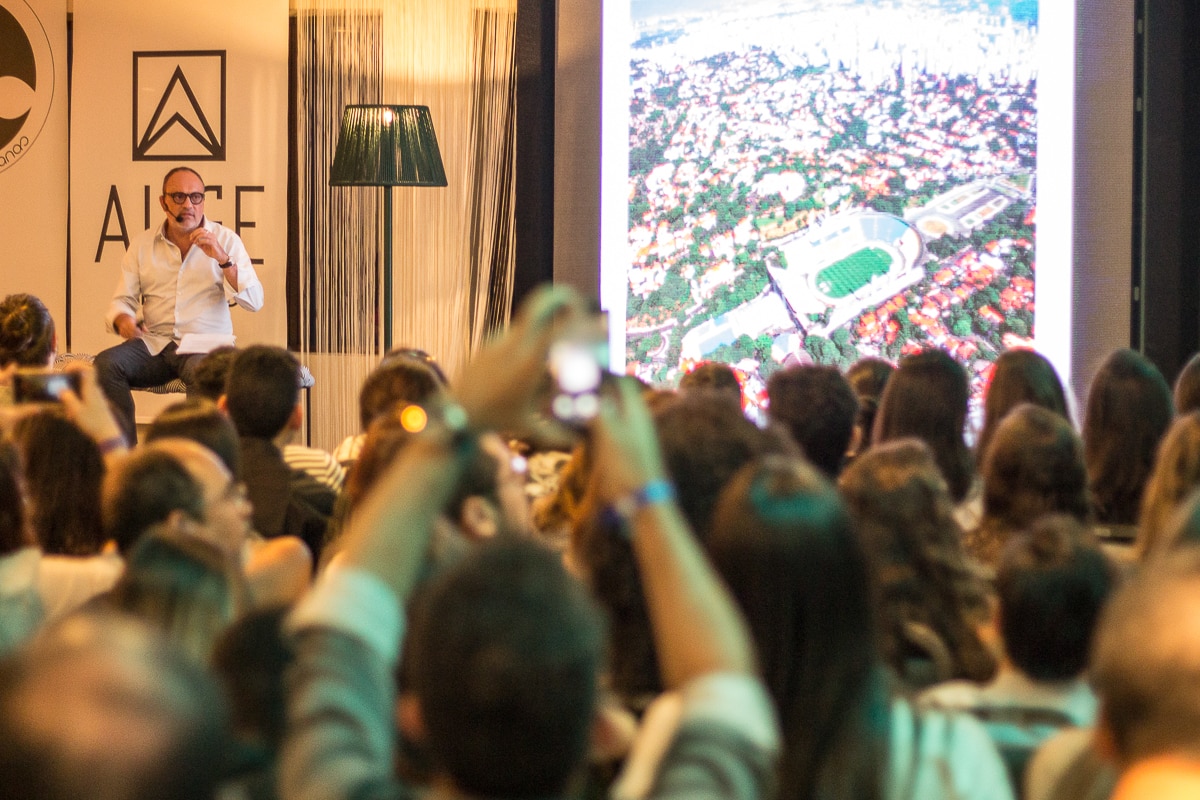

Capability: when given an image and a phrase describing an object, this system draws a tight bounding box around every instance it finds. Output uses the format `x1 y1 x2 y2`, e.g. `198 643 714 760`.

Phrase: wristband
97 435 126 454
606 479 676 532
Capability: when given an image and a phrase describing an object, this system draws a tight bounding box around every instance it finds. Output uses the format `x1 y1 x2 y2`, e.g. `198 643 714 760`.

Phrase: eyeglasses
167 192 206 205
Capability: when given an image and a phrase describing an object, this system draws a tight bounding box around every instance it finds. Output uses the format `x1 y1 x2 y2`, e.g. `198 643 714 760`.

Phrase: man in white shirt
95 166 264 444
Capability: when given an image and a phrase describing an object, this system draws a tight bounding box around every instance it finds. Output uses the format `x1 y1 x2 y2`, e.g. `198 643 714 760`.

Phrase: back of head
225 346 300 439
108 528 242 663
102 449 205 554
679 361 742 408
380 347 449 386
978 348 1071 463
767 364 859 478
408 538 604 798
996 515 1115 682
11 410 105 556
191 346 238 402
653 390 795 540
0 612 228 800
0 442 29 557
1175 352 1200 415
708 455 885 800
845 357 894 453
0 293 55 368
1091 547 1200 763
212 606 292 748
1083 348 1174 524
873 349 973 501
1137 412 1200 561
147 398 242 478
838 438 994 684
358 359 443 431
982 403 1090 531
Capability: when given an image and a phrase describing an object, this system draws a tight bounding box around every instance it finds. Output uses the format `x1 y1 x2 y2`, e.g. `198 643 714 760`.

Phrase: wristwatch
218 259 235 269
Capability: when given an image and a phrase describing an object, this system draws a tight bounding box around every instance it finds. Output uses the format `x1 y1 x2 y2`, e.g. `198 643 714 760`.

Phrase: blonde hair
1137 412 1200 560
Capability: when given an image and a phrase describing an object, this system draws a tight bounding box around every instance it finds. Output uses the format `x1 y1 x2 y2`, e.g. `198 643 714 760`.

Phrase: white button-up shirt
105 217 264 355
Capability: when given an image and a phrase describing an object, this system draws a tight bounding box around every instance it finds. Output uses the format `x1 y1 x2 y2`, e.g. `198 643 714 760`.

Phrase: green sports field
815 247 893 298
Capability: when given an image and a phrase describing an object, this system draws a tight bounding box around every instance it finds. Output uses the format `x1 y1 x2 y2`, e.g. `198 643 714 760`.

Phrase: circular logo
0 0 55 174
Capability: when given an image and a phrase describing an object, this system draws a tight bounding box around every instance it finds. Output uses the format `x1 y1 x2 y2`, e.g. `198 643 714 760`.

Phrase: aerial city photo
624 0 1039 416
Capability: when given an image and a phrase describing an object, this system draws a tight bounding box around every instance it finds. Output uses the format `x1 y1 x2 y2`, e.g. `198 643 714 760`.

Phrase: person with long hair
976 349 1071 466
839 439 996 689
1082 348 1173 531
969 404 1091 567
706 455 1013 800
845 357 894 460
1135 411 1200 561
873 349 974 503
10 410 106 556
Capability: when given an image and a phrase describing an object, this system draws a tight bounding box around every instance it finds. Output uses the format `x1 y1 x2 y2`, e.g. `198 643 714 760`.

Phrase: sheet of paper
176 333 237 355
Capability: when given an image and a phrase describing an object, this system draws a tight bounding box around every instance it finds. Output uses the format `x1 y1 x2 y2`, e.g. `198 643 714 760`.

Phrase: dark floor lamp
330 104 448 351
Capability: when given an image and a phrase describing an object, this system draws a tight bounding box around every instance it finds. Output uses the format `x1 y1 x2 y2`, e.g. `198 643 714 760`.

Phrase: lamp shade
330 105 448 187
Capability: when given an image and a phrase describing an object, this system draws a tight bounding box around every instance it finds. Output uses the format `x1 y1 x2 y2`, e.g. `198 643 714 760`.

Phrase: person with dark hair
573 389 793 707
1135 412 1200 562
0 612 230 800
222 346 335 558
1174 352 1200 416
333 357 445 466
839 439 995 688
190 345 238 401
977 349 1072 466
1083 348 1173 532
0 441 41 653
380 346 450 386
767 364 859 477
922 516 1115 790
94 166 264 445
281 287 777 800
101 449 206 555
11 409 106 556
146 398 242 478
0 292 56 368
873 349 975 502
706 454 1012 800
967 404 1091 568
845 356 894 459
679 361 742 408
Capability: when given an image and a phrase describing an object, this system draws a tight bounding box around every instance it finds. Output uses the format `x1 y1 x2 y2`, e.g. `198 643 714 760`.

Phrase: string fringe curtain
293 0 518 450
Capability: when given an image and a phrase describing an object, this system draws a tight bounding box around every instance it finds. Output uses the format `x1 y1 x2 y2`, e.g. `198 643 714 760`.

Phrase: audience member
0 442 41 653
1083 348 1173 532
707 454 1012 800
222 346 335 559
280 288 778 800
106 528 245 663
923 516 1115 791
1135 412 1200 561
333 356 444 465
845 356 894 459
191 346 238 402
0 612 229 800
678 361 742 408
873 349 974 502
976 349 1072 466
146 398 243 478
0 292 56 368
839 439 995 688
11 409 106 556
767 363 859 478
1173 351 1200 416
101 449 206 555
967 404 1091 568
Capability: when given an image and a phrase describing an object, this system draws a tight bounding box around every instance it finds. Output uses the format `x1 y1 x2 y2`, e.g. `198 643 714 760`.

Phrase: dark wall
1139 0 1200 386
513 0 557 308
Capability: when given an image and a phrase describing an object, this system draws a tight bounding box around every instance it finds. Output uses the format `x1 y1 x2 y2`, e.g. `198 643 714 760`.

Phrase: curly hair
839 438 996 687
0 293 55 368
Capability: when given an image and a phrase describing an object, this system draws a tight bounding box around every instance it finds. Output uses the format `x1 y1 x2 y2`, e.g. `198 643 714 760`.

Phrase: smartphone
547 338 609 426
12 369 81 404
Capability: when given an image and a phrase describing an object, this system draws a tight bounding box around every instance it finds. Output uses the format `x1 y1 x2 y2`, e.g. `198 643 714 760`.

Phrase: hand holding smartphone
13 369 82 404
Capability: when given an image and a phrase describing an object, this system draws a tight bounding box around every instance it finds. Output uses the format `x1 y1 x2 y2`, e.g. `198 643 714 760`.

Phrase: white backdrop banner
70 0 288 357
0 0 68 332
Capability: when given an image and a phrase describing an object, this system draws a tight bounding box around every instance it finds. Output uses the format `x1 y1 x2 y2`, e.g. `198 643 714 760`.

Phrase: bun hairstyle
0 294 55 368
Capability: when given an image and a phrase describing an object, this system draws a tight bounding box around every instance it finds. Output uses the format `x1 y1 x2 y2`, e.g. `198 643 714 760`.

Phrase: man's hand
114 313 146 340
189 227 230 264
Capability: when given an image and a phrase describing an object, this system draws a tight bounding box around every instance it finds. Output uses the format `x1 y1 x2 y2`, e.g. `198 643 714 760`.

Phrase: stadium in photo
769 210 925 336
